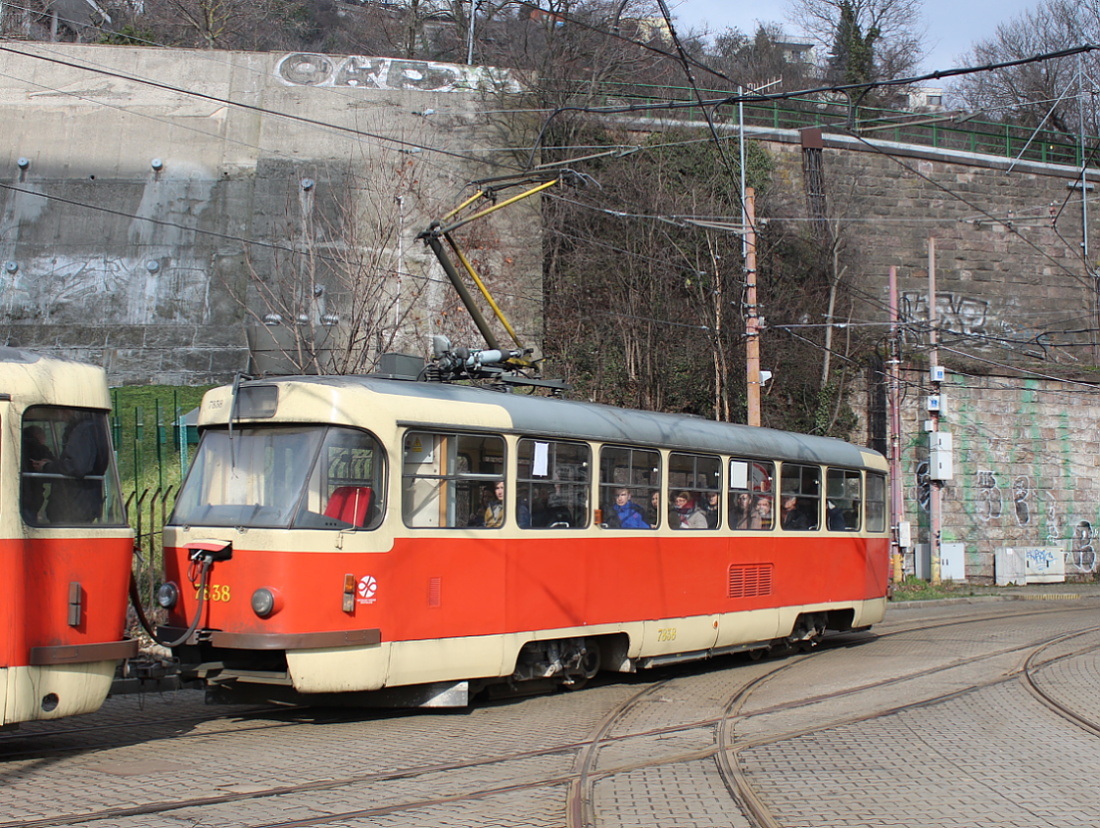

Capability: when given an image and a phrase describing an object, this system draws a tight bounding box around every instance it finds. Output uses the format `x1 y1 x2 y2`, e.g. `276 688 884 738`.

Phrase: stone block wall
896 367 1100 582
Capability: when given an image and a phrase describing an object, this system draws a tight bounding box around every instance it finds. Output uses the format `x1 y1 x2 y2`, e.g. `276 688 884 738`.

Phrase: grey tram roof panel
243 375 882 469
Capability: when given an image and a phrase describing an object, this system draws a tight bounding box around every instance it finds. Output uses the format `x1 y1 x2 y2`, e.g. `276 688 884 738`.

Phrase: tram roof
223 375 885 470
0 347 113 410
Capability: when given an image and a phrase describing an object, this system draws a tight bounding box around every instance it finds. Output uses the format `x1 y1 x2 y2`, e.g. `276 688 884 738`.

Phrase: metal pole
1079 55 1089 263
745 187 761 427
466 0 475 65
928 238 941 584
888 266 904 583
424 232 501 351
739 86 747 264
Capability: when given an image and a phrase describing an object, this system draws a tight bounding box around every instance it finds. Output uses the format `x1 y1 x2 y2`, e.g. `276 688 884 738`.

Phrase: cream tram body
0 348 134 726
162 376 890 706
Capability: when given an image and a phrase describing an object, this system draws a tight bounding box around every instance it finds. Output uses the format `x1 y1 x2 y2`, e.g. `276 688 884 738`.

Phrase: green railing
545 80 1093 169
111 385 208 605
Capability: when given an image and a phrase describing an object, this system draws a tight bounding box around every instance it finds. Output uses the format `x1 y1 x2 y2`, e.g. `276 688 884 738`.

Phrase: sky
668 0 1042 78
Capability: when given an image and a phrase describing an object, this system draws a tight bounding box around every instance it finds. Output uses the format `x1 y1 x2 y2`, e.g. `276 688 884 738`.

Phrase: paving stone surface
3 593 1100 827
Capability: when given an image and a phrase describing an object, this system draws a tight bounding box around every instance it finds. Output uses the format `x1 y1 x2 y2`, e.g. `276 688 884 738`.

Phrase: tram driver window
779 463 820 531
517 439 590 529
728 459 775 531
598 446 659 529
294 427 385 530
402 431 505 528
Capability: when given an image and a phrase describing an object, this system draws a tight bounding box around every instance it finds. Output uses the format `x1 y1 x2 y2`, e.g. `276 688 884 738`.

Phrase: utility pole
928 238 942 585
466 0 476 65
745 187 761 426
888 266 904 583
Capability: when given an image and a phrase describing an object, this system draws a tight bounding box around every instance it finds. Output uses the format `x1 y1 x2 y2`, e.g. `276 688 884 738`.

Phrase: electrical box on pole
929 431 953 481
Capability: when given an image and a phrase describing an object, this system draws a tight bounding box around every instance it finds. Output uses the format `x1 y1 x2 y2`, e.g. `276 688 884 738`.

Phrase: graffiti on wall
900 291 992 339
276 54 521 92
915 461 930 513
1069 521 1096 573
1012 475 1031 526
1043 491 1062 549
975 470 1002 523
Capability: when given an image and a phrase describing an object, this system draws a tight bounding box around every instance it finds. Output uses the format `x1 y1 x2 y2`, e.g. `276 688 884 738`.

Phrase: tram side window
294 427 385 530
21 405 125 527
598 446 660 529
517 439 590 529
825 468 862 531
728 459 775 531
402 431 505 528
866 473 887 533
779 463 820 531
668 452 721 530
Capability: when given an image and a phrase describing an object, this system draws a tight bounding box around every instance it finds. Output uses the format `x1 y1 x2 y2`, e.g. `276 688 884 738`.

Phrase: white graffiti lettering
275 54 521 93
975 470 1002 523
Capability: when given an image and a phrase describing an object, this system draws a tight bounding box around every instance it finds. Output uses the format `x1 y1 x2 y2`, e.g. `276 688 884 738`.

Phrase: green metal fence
547 80 1093 169
111 386 207 607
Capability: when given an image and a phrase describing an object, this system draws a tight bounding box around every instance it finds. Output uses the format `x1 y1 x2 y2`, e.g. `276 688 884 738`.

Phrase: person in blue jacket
607 487 650 529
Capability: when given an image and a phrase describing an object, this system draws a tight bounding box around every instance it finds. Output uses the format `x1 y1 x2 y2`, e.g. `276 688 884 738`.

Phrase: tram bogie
0 348 135 727
161 375 890 709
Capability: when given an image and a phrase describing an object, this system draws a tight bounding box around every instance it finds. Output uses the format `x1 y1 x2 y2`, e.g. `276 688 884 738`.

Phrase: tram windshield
20 406 126 527
171 425 385 530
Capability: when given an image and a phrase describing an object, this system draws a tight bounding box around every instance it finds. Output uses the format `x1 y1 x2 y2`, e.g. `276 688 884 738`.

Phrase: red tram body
161 376 889 706
0 349 135 726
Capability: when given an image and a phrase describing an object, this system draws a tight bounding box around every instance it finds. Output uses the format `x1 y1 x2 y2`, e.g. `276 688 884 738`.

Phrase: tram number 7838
195 584 232 602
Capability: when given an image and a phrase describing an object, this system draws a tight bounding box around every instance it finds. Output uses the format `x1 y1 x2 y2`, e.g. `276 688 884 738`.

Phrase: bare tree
949 0 1100 137
707 23 819 93
235 154 436 377
788 0 925 84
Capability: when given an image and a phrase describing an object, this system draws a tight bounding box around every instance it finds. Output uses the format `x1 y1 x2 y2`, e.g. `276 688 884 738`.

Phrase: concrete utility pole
745 187 761 427
888 266 904 583
928 238 942 584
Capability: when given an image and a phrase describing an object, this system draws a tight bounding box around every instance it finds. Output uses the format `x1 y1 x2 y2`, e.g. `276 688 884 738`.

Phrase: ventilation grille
728 563 774 598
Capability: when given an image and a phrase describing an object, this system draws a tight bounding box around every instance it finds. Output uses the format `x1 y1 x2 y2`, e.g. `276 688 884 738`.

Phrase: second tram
160 375 890 707
1 348 135 726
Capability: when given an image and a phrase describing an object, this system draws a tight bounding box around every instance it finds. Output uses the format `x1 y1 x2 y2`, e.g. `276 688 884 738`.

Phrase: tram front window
172 426 384 530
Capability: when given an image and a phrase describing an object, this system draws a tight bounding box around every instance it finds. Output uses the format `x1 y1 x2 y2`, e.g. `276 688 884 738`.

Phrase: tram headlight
156 582 179 610
251 587 282 618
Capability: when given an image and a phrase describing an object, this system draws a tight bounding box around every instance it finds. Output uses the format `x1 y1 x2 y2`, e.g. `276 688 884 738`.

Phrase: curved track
3 601 1099 828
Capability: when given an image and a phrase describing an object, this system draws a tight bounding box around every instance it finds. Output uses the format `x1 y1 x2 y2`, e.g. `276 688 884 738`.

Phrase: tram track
718 623 1100 828
4 604 1099 828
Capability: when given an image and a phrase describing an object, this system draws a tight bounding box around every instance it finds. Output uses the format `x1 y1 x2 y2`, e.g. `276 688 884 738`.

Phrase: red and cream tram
0 348 135 726
160 375 890 707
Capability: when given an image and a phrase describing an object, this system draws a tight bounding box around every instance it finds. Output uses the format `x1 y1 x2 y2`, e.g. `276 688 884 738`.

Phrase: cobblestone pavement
3 594 1100 828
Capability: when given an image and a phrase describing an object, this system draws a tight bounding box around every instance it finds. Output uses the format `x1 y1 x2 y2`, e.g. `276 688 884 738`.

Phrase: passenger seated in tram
33 410 109 524
826 500 847 531
700 491 720 528
605 487 650 529
781 494 811 531
672 490 708 529
484 480 505 528
754 495 774 530
645 490 662 527
731 491 762 530
21 425 54 524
